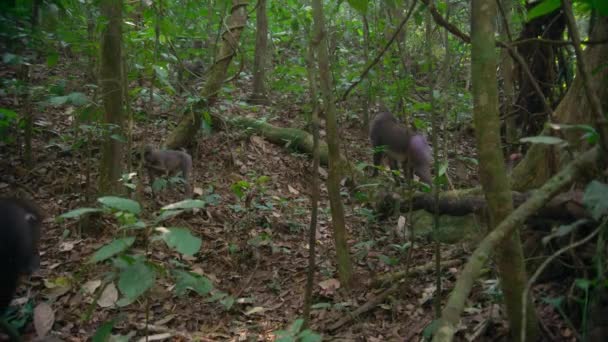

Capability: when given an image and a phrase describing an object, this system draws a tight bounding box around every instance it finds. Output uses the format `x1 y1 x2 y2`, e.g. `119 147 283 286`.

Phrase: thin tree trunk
470 0 538 340
311 0 353 288
98 0 125 194
248 0 269 105
165 0 248 149
499 0 517 151
302 42 320 327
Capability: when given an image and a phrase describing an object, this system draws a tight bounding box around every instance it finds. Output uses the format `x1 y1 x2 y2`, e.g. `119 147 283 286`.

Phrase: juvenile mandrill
0 198 42 314
369 110 433 184
143 145 193 197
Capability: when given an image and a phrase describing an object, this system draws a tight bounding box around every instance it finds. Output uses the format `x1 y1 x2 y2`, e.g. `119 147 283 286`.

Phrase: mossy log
228 116 331 165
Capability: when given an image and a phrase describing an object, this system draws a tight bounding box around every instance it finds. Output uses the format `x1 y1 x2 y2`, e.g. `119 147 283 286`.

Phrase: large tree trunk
470 0 538 340
311 0 353 287
512 15 608 191
165 0 248 149
248 0 268 105
513 7 565 138
98 0 124 194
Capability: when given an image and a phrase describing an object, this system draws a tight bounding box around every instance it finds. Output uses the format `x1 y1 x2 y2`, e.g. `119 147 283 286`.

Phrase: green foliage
0 108 18 142
155 227 202 256
117 260 157 306
274 319 322 342
89 237 136 263
172 270 213 296
58 196 231 314
98 196 142 215
92 319 116 342
583 181 608 220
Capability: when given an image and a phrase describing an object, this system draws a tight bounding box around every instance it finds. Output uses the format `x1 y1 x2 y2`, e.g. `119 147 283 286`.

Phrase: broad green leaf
298 330 322 342
58 207 103 219
49 95 68 106
46 52 59 67
0 108 18 125
161 199 206 210
583 181 608 220
98 196 141 215
155 209 185 223
89 237 136 263
156 227 201 256
172 269 213 296
346 0 368 13
520 136 565 145
92 319 115 342
118 261 156 303
289 319 304 334
527 0 560 21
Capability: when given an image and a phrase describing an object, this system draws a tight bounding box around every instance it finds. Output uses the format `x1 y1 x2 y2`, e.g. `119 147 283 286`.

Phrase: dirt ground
0 63 574 341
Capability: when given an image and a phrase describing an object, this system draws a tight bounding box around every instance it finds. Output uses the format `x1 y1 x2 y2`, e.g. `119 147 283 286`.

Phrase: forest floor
0 63 574 341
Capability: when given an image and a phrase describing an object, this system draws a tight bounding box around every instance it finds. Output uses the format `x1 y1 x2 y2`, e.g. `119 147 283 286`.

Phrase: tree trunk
311 0 353 288
511 15 608 191
248 0 269 105
499 0 516 151
470 0 538 340
98 0 125 194
165 0 248 149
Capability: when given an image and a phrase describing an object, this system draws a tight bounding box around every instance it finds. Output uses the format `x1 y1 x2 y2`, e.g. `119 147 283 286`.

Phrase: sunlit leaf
117 260 156 303
58 207 103 219
161 199 206 210
98 196 141 215
89 237 136 263
156 227 201 256
527 0 560 21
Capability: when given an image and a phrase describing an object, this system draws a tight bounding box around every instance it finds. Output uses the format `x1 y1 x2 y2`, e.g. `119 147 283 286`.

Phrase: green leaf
527 0 560 21
591 0 608 15
92 319 115 342
118 260 156 303
0 108 18 125
298 330 322 342
289 319 304 334
98 196 141 215
346 0 368 14
89 237 136 263
157 227 202 256
155 209 184 223
48 95 68 106
172 269 213 296
46 52 59 67
520 136 565 145
161 199 206 210
58 207 103 219
583 181 608 220
152 178 168 192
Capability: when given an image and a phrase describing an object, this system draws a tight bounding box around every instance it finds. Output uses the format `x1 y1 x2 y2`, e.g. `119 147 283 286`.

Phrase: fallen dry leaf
98 283 118 308
34 302 55 338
